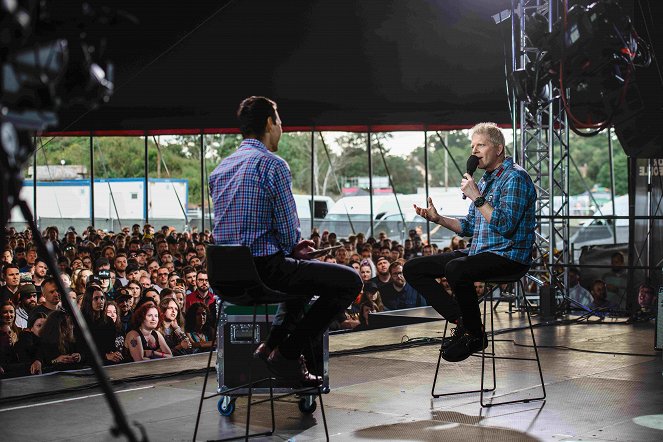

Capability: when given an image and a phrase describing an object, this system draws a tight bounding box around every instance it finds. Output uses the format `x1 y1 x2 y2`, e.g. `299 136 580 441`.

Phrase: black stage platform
1 306 662 441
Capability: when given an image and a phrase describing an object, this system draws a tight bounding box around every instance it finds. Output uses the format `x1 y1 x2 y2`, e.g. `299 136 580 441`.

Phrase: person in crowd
449 235 462 251
360 282 385 312
2 248 13 264
630 283 657 322
101 245 115 262
335 247 349 265
124 303 172 362
32 258 49 292
70 258 84 272
97 267 115 299
323 255 336 264
567 266 592 308
182 266 197 294
348 260 361 274
159 298 192 355
148 259 161 279
81 284 123 364
422 244 433 257
60 271 72 289
184 302 214 351
15 283 39 329
115 288 133 334
405 122 536 362
154 266 170 293
590 279 612 311
32 277 62 316
356 301 378 330
105 301 125 357
168 272 181 290
113 253 129 289
371 256 392 290
82 256 92 270
73 269 93 297
389 247 400 262
1 264 21 305
126 281 141 306
185 271 214 310
474 281 486 298
0 301 20 375
439 277 454 297
403 239 414 260
360 244 372 261
209 96 362 385
32 311 82 374
602 252 627 309
15 312 48 375
22 246 37 272
381 261 427 310
359 262 374 284
139 275 153 291
141 287 161 306
125 264 141 285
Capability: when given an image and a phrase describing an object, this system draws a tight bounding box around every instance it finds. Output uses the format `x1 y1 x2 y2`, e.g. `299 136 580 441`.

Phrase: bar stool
431 269 546 407
193 245 328 441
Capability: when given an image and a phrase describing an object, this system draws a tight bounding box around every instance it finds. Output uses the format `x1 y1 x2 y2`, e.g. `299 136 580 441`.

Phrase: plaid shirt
459 157 536 265
210 139 301 256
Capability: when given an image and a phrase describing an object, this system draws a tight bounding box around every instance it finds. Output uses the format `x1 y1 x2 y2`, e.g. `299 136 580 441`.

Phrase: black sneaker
442 332 488 362
441 325 465 350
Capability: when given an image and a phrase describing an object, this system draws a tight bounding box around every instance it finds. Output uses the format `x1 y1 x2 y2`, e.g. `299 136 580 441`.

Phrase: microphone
462 155 480 200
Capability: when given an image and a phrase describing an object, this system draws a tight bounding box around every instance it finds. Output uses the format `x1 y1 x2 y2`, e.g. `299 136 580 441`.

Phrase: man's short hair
470 122 505 149
237 96 277 139
3 263 19 275
41 276 58 288
388 261 402 273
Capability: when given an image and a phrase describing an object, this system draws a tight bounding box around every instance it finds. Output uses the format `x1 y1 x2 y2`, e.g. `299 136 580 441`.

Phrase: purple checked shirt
209 139 301 257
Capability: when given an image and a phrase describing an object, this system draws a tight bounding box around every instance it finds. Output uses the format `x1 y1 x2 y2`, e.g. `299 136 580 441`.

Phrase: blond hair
470 122 506 154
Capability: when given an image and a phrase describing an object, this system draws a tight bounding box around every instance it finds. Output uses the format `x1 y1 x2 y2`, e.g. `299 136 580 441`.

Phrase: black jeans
254 252 362 357
403 251 529 335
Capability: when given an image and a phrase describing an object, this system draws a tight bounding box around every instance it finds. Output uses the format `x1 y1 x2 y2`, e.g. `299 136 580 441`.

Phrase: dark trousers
254 253 362 357
403 251 528 335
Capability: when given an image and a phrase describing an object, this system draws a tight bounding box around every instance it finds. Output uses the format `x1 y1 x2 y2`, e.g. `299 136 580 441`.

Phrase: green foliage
36 129 629 210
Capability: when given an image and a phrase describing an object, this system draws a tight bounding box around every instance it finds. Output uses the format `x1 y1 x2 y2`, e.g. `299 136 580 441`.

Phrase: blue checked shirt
210 139 301 257
458 157 536 265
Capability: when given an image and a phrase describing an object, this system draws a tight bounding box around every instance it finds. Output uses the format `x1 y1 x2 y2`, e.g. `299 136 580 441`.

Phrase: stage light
516 0 651 135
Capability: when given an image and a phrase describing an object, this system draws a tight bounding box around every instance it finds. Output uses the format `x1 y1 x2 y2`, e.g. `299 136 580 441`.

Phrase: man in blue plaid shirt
404 122 536 362
209 96 362 385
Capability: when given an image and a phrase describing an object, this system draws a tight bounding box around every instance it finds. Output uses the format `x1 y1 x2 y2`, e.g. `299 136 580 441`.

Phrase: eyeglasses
157 272 169 276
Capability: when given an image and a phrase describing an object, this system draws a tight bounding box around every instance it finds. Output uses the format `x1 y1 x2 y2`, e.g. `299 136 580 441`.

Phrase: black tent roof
48 0 661 134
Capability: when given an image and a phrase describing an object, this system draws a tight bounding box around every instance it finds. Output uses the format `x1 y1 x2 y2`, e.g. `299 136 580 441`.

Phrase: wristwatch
474 196 486 208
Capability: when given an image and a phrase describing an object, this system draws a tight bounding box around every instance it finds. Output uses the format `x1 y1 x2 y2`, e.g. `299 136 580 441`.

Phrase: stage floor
1 307 662 441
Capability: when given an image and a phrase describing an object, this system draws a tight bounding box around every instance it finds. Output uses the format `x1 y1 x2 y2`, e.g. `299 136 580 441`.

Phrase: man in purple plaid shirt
404 122 536 362
209 96 361 385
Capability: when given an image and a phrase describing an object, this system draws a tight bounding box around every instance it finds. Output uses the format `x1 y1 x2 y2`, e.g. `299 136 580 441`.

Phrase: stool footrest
431 279 546 407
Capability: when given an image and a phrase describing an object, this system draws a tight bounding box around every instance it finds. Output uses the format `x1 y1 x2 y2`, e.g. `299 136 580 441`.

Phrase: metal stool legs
431 281 546 407
481 281 546 407
431 306 496 398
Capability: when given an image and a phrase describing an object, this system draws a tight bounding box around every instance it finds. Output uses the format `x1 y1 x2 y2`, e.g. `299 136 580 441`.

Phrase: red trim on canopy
42 123 511 137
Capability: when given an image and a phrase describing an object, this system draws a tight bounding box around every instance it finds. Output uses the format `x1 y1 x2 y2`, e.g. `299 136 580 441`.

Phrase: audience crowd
0 224 656 378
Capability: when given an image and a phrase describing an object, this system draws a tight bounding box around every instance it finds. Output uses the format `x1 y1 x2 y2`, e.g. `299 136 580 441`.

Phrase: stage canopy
48 0 661 134
52 0 519 133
